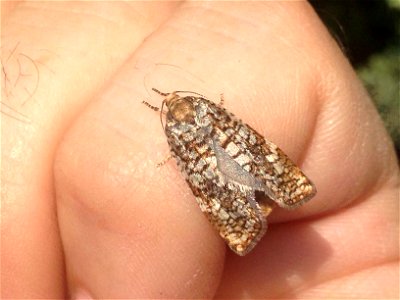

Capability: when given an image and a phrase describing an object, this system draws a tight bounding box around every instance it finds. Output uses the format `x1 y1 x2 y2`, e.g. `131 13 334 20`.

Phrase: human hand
2 2 398 298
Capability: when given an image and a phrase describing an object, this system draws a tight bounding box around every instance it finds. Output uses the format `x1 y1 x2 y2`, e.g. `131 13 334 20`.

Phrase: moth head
164 92 195 123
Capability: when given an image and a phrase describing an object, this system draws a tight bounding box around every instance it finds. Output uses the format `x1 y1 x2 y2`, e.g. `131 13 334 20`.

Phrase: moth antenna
152 88 208 100
152 88 169 96
174 90 207 98
146 86 317 256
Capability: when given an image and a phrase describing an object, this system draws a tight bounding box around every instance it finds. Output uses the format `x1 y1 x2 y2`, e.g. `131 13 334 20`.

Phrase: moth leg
156 154 173 168
218 93 225 106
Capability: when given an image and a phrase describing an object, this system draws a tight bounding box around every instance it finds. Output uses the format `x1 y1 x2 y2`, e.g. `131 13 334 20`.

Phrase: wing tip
228 222 268 256
276 180 317 210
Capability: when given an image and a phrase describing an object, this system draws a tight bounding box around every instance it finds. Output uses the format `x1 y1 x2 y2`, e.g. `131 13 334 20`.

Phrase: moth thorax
167 96 195 123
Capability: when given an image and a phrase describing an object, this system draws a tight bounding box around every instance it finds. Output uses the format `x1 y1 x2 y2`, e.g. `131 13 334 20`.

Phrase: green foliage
310 0 399 157
357 47 400 155
388 0 400 10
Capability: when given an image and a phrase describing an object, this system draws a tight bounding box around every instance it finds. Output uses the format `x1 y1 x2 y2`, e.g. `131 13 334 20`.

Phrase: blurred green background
310 0 399 159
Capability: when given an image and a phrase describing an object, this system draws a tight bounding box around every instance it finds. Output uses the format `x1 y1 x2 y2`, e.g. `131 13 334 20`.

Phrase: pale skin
2 1 399 299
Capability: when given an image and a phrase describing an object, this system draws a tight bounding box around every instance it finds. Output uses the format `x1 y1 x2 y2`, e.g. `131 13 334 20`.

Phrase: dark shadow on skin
216 222 333 299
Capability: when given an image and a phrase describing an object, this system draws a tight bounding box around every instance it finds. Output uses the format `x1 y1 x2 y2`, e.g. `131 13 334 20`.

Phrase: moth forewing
194 189 267 256
259 141 317 209
146 89 317 255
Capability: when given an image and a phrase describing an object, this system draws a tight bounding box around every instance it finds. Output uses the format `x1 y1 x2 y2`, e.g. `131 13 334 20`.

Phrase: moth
143 88 316 256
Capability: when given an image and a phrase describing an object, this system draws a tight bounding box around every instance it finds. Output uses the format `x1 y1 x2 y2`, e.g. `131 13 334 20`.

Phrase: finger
131 1 397 222
1 0 22 19
216 181 399 298
54 1 398 298
207 2 398 298
1 1 179 298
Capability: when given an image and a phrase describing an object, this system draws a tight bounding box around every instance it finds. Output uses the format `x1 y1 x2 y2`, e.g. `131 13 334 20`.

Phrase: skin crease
1 1 398 299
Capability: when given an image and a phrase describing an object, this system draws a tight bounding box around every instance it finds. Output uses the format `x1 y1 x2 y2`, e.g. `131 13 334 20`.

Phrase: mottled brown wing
192 187 267 256
164 106 268 255
258 139 316 208
208 101 316 209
